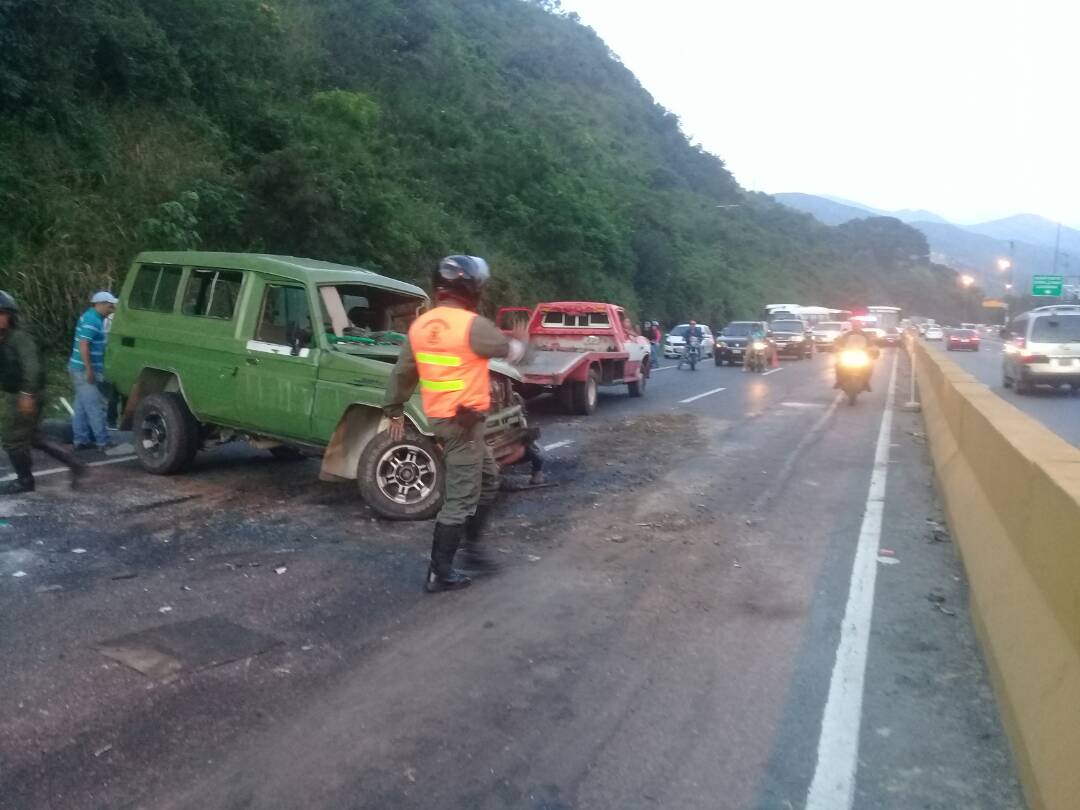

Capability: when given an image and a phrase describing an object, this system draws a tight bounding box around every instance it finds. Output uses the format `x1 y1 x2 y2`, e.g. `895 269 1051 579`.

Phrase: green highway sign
1031 275 1064 296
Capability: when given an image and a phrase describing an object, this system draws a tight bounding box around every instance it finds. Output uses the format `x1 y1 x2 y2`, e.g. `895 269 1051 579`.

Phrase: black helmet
0 291 17 314
433 255 490 305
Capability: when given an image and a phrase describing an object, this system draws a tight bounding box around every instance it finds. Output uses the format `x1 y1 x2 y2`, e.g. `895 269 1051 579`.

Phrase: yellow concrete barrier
914 341 1080 810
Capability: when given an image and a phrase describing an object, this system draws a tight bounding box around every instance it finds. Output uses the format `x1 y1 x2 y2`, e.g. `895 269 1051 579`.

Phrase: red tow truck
496 302 652 415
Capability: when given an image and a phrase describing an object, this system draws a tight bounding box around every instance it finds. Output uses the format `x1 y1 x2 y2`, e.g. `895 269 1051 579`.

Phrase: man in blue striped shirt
69 291 117 450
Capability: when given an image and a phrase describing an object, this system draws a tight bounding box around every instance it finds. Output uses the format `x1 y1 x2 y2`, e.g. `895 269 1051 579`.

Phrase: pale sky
560 0 1079 228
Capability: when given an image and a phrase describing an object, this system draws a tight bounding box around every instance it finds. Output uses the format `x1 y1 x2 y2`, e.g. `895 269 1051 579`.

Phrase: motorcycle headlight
751 341 767 351
839 350 870 368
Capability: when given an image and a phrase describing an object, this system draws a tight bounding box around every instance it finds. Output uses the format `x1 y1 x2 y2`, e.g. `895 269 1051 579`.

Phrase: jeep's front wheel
358 431 444 520
133 392 200 475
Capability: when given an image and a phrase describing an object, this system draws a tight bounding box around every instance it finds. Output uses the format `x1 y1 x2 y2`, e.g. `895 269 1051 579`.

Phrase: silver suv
1002 305 1080 394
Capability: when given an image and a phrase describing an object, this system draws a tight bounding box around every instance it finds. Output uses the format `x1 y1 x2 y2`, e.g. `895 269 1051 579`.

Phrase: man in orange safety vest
383 256 526 593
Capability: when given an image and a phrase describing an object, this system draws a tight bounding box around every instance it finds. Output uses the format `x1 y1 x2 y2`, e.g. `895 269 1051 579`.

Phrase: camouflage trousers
2 392 44 452
430 417 499 526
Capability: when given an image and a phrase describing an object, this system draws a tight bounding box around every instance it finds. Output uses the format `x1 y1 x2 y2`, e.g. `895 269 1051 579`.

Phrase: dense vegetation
1 0 976 346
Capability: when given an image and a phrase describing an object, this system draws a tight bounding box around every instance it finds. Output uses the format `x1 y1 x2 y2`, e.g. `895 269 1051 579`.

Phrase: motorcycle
746 340 769 373
680 335 702 370
836 348 873 405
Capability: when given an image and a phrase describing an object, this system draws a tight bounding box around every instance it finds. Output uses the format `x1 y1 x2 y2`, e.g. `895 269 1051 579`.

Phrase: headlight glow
751 341 767 351
839 350 870 368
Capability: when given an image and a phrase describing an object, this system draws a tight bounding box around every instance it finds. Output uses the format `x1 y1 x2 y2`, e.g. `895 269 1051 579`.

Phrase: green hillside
1 0 975 344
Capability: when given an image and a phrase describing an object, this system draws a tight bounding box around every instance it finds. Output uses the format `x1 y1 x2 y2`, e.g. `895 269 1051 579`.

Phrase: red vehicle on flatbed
496 302 652 415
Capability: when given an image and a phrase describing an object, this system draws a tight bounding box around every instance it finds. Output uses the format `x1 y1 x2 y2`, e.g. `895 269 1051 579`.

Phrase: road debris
526 554 542 562
0 519 10 529
34 584 63 593
927 593 957 616
609 535 627 543
71 548 87 554
926 520 950 543
158 605 173 614
274 565 288 575
11 570 27 578
93 744 113 757
111 571 138 581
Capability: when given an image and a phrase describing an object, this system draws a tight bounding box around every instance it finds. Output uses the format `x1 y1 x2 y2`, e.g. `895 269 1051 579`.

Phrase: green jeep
106 252 533 520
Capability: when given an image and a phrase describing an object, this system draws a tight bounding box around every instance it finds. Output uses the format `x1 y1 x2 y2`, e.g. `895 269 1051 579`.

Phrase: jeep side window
258 285 313 348
129 264 183 312
183 269 244 319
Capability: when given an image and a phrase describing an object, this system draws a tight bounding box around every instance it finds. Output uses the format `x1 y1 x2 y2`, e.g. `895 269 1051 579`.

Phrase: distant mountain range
772 193 1079 293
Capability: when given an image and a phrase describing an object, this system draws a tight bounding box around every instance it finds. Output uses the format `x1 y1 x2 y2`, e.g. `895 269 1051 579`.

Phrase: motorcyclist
744 322 769 371
833 321 877 392
680 319 703 367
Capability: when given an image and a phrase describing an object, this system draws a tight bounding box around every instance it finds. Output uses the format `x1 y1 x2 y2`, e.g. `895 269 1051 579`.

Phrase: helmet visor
437 255 490 284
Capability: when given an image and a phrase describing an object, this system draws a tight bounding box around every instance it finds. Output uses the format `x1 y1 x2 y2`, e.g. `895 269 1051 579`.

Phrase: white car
811 321 848 350
1002 305 1080 394
924 325 945 341
664 324 714 359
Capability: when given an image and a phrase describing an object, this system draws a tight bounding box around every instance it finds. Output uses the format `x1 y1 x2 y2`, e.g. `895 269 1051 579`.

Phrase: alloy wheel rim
376 443 438 505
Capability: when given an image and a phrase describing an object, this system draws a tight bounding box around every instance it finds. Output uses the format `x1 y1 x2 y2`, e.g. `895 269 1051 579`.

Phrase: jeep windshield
319 284 426 357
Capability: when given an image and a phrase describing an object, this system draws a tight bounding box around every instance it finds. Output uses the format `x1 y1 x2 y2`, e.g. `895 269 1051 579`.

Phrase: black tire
1002 374 1013 388
357 430 444 520
628 361 647 397
269 446 304 460
133 392 200 475
572 368 600 415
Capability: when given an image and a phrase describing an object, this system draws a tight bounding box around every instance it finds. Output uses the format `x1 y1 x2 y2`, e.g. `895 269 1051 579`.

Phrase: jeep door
236 277 320 440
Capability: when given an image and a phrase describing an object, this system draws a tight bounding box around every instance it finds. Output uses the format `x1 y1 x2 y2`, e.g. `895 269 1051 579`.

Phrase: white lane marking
781 401 826 409
0 455 137 483
651 365 676 372
762 368 784 376
805 351 899 810
679 387 727 404
541 440 574 452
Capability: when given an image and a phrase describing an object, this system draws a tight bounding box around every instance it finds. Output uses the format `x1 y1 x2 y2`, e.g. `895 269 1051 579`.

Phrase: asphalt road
0 349 1025 809
926 335 1080 447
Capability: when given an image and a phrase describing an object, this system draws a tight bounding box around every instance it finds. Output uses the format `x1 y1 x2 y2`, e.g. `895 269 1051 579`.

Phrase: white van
1002 305 1080 393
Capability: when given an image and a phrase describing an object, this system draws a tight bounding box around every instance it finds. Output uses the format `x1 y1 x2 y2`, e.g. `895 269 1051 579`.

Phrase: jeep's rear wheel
133 392 200 475
358 431 444 520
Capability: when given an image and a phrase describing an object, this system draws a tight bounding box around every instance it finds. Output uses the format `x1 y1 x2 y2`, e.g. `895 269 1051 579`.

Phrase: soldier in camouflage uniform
0 292 85 494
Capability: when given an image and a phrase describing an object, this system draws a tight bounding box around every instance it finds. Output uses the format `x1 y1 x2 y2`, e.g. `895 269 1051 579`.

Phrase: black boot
458 505 500 575
424 523 472 593
35 439 87 490
0 449 35 495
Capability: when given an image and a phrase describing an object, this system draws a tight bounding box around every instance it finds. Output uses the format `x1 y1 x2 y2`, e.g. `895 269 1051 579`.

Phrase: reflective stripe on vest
408 307 491 418
415 352 463 367
420 378 465 392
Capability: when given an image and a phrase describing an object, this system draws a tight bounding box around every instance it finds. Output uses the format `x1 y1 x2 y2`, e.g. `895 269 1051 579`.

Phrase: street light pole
960 274 975 324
